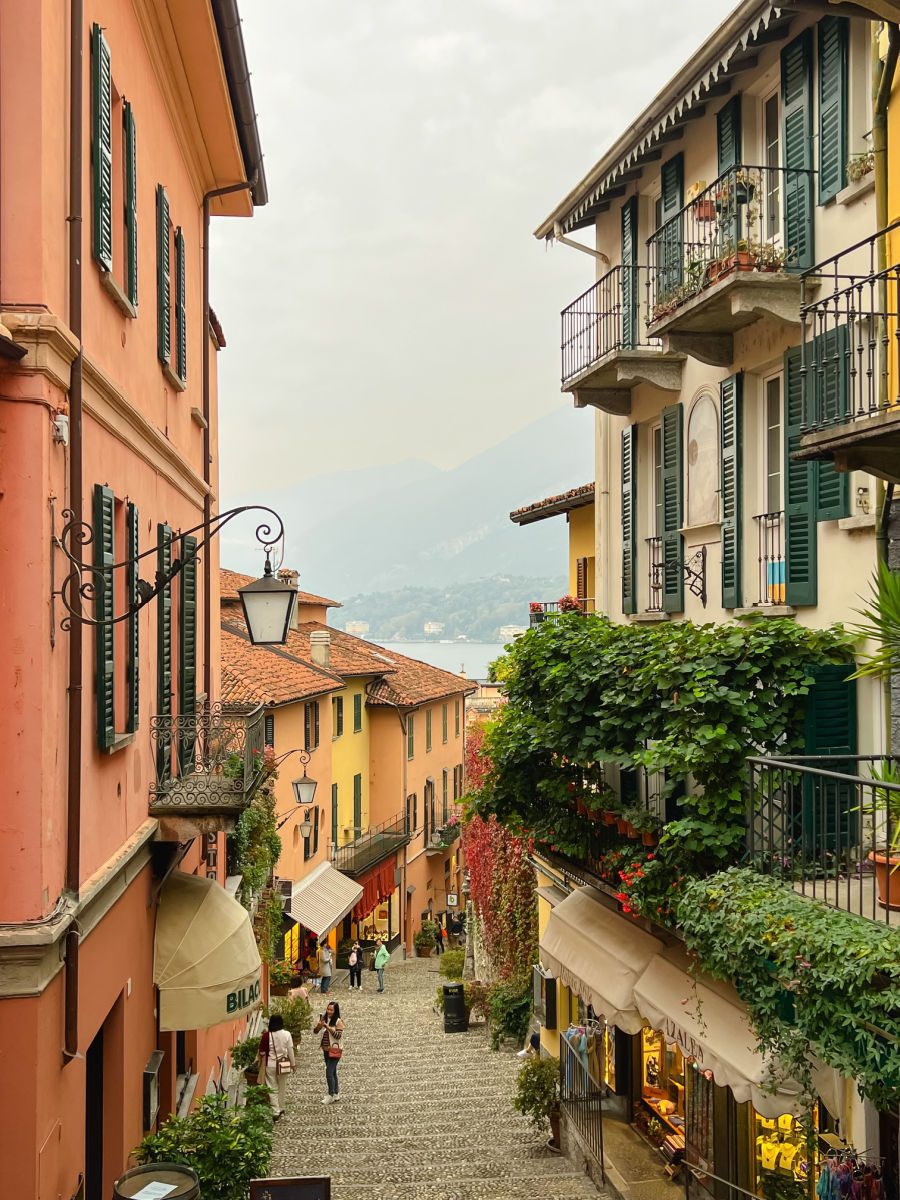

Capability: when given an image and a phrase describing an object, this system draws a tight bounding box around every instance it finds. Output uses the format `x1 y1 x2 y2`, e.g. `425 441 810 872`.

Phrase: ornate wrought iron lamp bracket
683 545 708 607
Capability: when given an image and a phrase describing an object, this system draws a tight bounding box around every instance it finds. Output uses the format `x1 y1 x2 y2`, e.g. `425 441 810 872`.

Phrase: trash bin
443 982 469 1033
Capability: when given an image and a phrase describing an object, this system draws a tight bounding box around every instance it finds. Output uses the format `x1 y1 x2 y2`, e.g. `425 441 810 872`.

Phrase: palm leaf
849 562 900 680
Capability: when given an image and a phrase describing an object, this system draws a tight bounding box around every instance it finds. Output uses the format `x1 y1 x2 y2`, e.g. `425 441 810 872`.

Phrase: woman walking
348 939 363 991
319 944 333 994
314 1001 344 1104
373 937 390 992
258 1014 295 1119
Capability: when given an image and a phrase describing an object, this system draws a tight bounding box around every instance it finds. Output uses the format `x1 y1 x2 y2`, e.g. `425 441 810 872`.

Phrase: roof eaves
510 483 595 526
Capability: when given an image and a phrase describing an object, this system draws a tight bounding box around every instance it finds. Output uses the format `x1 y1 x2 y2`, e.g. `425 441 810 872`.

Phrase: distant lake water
374 641 506 681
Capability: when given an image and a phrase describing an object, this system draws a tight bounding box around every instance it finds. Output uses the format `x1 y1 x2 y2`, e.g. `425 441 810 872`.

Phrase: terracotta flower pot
692 199 716 221
602 811 617 826
868 849 900 910
624 822 638 839
616 818 629 836
642 831 658 847
270 983 289 997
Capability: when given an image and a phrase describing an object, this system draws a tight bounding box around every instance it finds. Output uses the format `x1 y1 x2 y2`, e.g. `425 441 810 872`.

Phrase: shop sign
227 977 261 1014
662 1016 704 1064
250 1179 330 1200
446 893 458 907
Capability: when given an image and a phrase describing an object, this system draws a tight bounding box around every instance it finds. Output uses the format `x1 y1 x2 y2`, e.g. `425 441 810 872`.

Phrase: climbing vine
464 812 537 984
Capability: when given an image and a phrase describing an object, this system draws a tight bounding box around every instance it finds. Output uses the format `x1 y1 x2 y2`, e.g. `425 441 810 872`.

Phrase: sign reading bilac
227 978 261 1015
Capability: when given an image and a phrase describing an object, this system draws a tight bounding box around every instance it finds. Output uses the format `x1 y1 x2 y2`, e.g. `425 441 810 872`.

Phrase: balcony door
762 91 782 245
621 196 638 349
759 373 785 606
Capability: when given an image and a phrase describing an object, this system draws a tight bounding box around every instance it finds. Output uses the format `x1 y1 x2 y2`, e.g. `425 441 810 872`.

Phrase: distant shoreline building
345 620 370 636
424 620 445 636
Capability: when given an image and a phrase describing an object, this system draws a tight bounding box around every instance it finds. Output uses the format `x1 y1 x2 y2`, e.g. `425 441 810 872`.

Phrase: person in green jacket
373 938 390 992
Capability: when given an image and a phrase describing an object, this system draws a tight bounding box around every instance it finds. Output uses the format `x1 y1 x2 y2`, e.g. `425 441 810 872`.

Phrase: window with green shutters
426 709 432 752
442 703 448 743
353 691 362 732
178 535 197 772
716 95 742 176
407 714 415 759
784 347 818 606
353 773 362 837
304 701 320 750
126 502 139 733
455 699 460 737
658 154 683 300
331 783 339 847
720 375 743 610
661 404 684 613
818 17 848 205
621 425 637 615
156 185 171 364
91 25 113 273
781 30 815 270
94 485 116 749
802 664 858 853
175 227 187 383
442 769 449 824
810 326 851 521
264 715 275 746
123 101 138 306
156 524 173 780
333 696 344 737
621 197 638 349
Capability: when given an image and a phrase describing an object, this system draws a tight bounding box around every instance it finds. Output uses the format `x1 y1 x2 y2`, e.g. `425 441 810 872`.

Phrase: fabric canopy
290 861 362 938
633 947 806 1118
154 872 262 1032
539 885 663 1034
536 884 569 908
353 860 396 923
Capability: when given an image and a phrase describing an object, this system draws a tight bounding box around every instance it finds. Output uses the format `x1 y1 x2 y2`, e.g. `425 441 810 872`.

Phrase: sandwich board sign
250 1180 330 1200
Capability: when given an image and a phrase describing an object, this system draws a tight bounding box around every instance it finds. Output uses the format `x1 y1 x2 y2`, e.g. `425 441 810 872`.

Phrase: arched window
687 392 720 526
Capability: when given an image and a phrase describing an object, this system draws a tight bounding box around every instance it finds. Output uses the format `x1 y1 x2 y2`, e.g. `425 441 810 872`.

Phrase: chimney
310 629 330 668
277 568 300 629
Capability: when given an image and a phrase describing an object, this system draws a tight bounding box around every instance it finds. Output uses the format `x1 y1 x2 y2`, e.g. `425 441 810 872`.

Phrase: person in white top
260 1014 295 1118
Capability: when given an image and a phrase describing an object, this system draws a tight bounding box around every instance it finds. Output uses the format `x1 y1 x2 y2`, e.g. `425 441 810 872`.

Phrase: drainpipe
63 0 84 1064
201 179 253 704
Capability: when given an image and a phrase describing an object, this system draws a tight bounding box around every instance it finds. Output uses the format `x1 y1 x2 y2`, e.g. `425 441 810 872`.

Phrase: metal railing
747 755 900 924
150 704 265 815
800 218 900 429
331 811 410 876
560 1035 605 1182
646 536 663 612
561 265 659 385
647 164 814 317
529 599 594 627
752 511 785 606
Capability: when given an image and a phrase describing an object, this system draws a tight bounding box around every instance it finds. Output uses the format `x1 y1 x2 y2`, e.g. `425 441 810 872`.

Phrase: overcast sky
212 0 737 499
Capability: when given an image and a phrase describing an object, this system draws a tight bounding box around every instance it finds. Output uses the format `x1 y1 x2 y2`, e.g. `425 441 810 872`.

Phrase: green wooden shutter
91 25 113 272
426 710 432 751
443 770 449 823
408 714 414 758
621 425 637 615
94 485 116 749
354 691 362 731
720 375 743 610
175 227 187 382
124 101 138 306
813 326 851 520
818 17 848 205
314 702 320 747
156 523 173 780
784 347 818 605
353 773 362 837
781 30 814 270
658 154 684 299
156 185 171 364
331 783 339 846
304 704 311 750
716 95 742 176
621 196 638 349
661 403 684 613
802 664 858 852
126 502 139 733
178 534 197 772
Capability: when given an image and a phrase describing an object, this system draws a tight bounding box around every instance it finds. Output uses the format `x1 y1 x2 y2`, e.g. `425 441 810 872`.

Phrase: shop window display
754 1110 814 1200
640 1027 686 1164
686 1064 715 1174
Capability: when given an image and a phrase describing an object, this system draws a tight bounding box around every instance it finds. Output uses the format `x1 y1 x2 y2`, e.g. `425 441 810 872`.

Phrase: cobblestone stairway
271 956 603 1200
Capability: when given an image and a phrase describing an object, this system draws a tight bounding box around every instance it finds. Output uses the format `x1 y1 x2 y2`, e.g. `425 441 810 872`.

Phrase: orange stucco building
0 3 267 1196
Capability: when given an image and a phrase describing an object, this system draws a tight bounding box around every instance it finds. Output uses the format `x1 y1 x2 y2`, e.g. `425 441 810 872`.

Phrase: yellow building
509 483 596 620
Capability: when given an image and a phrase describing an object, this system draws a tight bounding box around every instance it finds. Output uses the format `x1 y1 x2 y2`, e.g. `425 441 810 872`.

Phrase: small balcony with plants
560 265 684 412
792 218 900 484
529 595 593 627
149 703 266 837
646 165 813 364
330 811 411 876
426 812 462 855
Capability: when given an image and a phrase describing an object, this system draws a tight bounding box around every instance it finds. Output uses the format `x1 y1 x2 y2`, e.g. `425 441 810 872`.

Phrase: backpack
349 951 358 966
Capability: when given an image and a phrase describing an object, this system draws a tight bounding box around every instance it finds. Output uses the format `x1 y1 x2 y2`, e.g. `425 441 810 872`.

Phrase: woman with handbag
313 1001 344 1104
258 1014 295 1119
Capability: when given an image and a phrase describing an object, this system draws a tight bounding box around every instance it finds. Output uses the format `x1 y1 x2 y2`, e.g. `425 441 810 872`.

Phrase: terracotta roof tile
220 567 340 609
509 482 594 526
220 623 343 707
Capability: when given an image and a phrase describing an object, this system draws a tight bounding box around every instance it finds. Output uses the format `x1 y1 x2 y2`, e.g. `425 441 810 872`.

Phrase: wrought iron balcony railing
150 703 265 816
647 164 814 318
646 536 663 613
529 599 594 627
331 811 410 876
426 819 461 854
752 511 785 606
799 219 900 430
746 755 900 925
561 265 659 386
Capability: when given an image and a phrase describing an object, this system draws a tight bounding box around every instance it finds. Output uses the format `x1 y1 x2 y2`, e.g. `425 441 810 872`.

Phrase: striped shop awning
289 861 363 939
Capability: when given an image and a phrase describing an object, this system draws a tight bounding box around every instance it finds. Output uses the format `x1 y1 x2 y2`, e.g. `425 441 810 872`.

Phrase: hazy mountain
223 407 592 598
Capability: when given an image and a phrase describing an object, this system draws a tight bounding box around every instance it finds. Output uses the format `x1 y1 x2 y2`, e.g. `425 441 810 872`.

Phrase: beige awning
289 861 363 938
154 872 262 1033
633 947 806 1118
536 884 569 908
539 886 663 1034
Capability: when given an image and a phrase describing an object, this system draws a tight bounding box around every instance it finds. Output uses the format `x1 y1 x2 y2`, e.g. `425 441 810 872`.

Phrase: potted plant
268 993 313 1046
513 1054 562 1150
415 920 438 957
846 150 875 184
269 959 292 996
627 807 662 847
558 594 583 614
230 1035 262 1085
867 762 900 910
529 601 545 627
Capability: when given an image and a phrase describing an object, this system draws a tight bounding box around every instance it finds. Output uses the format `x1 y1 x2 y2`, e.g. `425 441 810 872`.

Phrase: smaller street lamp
270 748 318 832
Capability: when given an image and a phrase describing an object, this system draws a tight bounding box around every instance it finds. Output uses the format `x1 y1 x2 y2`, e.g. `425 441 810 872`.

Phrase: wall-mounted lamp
271 748 318 832
856 486 870 515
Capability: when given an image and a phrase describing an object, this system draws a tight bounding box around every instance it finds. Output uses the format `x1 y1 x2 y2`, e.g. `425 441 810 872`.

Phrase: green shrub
229 1036 261 1071
135 1089 273 1200
439 949 465 980
464 980 490 1021
487 978 532 1049
268 993 312 1042
513 1055 559 1130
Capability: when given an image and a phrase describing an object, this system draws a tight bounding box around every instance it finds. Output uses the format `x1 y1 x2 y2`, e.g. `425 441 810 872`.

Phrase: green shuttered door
781 30 814 270
720 375 743 610
813 326 851 521
784 347 817 605
179 534 198 771
124 101 138 307
126 502 140 733
802 664 858 852
621 197 638 350
716 95 742 176
94 485 116 749
659 155 683 299
661 404 684 613
818 17 848 205
157 524 173 779
91 25 113 272
157 185 171 364
621 425 637 615
175 228 187 382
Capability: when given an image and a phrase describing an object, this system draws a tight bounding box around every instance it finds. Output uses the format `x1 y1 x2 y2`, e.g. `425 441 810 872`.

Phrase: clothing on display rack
817 1153 886 1200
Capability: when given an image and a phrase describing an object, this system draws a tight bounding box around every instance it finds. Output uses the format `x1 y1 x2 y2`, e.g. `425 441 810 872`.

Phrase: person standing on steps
433 920 444 956
319 943 333 994
259 1013 295 1119
373 937 390 992
348 939 363 990
314 1001 344 1104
